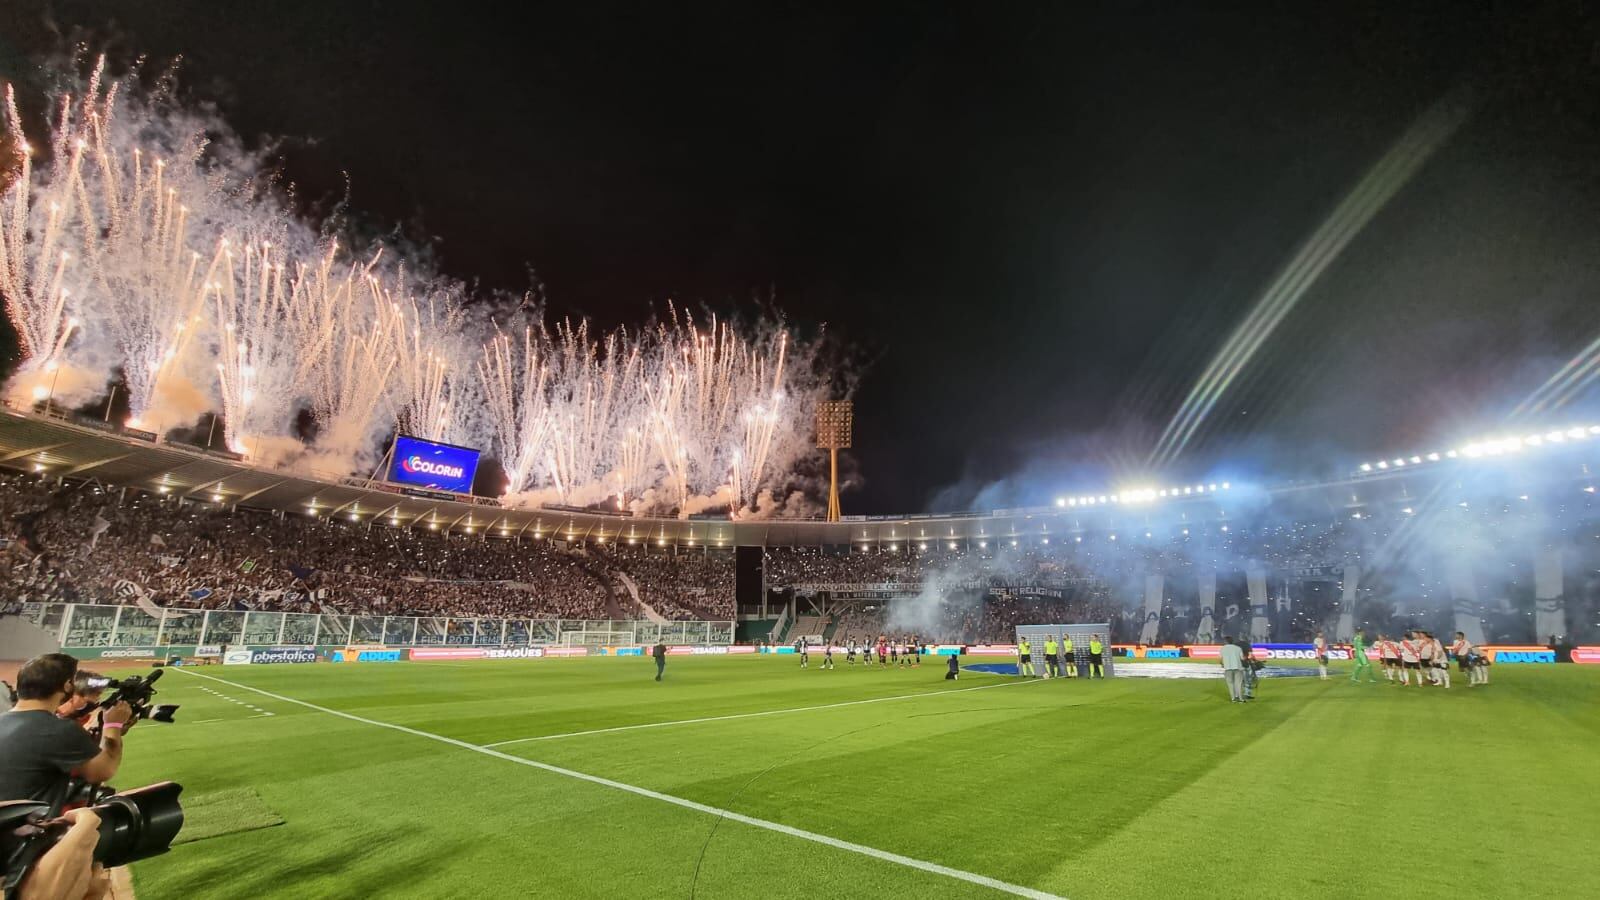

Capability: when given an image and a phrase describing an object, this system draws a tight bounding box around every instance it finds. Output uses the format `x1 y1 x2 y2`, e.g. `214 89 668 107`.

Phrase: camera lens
91 782 185 868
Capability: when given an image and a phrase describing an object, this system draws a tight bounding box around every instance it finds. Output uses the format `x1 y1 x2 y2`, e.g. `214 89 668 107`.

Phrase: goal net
1014 623 1115 677
560 630 636 648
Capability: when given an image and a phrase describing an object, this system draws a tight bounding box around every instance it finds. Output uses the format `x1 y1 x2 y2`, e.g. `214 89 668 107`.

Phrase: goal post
560 630 636 648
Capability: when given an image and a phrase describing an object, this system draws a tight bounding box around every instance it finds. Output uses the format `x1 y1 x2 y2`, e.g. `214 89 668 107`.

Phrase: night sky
2 2 1599 513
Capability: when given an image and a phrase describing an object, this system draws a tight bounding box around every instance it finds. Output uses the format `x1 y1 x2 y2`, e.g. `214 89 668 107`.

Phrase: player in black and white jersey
796 636 809 668
822 641 835 670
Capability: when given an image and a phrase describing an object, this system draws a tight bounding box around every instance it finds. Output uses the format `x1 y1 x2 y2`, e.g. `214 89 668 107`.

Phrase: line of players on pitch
794 637 924 669
1340 629 1491 687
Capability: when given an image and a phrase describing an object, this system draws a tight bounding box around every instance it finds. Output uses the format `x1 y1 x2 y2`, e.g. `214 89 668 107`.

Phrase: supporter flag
188 587 213 601
115 579 178 621
287 563 316 581
238 558 257 574
89 515 110 548
149 533 167 547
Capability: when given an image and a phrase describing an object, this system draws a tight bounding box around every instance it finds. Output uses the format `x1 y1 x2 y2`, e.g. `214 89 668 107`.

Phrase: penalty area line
171 668 1065 900
485 675 1045 747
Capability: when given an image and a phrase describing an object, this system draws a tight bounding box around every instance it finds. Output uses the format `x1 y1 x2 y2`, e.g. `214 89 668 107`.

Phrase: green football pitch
112 656 1598 899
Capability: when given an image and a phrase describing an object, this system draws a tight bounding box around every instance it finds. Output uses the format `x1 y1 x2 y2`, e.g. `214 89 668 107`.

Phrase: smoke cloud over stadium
0 57 834 518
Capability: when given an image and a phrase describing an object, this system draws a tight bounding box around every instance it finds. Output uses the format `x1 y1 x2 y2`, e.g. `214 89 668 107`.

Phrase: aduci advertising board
388 434 481 494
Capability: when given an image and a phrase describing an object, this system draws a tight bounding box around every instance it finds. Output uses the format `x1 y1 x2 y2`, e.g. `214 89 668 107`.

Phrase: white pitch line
484 676 1044 747
171 668 1064 900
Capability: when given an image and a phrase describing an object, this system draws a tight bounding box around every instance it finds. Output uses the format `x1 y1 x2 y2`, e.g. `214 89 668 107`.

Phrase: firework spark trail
479 321 555 495
0 84 85 375
0 57 831 516
214 235 300 452
1147 93 1470 470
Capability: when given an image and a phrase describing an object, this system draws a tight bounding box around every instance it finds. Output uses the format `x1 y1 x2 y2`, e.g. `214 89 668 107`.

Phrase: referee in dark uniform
653 641 667 681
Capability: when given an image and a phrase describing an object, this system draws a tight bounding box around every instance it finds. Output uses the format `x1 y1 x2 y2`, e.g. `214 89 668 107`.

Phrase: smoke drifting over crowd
0 58 832 517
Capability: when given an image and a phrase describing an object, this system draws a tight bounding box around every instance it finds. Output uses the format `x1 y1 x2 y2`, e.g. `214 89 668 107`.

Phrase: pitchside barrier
18 601 732 657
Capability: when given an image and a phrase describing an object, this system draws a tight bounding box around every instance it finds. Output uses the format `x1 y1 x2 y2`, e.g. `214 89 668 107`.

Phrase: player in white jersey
1313 632 1329 680
1433 630 1459 685
1420 634 1446 682
1398 633 1421 685
1452 632 1484 686
1378 635 1399 681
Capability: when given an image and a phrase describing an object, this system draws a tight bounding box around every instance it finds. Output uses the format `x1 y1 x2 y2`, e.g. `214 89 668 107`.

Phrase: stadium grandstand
5 406 1598 651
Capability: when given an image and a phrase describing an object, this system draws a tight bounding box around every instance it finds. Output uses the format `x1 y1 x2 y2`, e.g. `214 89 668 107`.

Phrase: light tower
816 400 853 521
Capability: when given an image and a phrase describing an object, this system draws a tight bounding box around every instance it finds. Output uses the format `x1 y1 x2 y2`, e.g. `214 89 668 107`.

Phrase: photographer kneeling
0 654 133 806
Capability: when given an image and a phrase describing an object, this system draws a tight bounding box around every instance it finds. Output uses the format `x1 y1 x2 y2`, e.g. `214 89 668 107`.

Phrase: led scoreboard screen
389 435 481 494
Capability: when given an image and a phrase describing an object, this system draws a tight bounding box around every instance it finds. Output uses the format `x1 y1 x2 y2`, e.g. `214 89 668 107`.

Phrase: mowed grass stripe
485 675 1044 746
171 667 1069 900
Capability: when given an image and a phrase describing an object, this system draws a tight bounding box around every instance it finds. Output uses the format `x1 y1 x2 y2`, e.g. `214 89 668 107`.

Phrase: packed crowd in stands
0 474 618 620
5 467 1598 642
604 545 735 621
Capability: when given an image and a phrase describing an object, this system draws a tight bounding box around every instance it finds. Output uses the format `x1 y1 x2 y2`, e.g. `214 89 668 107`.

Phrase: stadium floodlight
815 400 853 522
1075 535 1082 542
1109 534 1117 541
1410 456 1422 464
1585 486 1596 494
1376 461 1389 469
1427 452 1440 461
1056 497 1066 507
1220 524 1229 532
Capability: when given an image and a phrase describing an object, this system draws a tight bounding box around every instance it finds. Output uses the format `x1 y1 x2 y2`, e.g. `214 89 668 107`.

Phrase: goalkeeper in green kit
1349 628 1378 683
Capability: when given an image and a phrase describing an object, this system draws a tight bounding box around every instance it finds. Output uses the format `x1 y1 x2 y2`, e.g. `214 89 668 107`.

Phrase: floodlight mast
815 400 853 522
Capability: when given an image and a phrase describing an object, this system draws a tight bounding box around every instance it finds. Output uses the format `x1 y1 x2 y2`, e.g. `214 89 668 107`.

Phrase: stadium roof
3 407 1592 547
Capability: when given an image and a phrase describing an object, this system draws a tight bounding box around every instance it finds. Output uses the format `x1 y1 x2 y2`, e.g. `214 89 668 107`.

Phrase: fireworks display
0 58 830 517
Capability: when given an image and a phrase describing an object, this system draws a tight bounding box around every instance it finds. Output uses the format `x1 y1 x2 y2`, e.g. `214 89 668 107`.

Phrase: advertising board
408 647 487 660
388 435 481 494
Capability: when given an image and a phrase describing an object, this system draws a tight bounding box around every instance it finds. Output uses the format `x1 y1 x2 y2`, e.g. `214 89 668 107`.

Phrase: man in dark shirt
0 653 132 804
653 641 667 681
